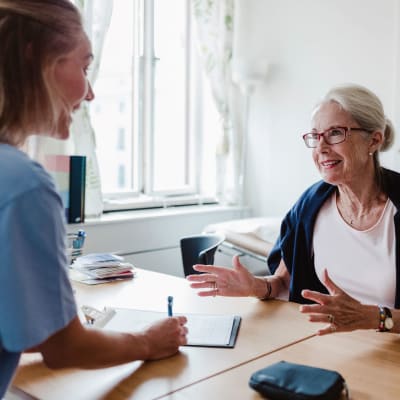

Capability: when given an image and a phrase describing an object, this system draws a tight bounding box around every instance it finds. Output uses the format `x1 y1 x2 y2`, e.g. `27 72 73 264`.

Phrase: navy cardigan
267 168 400 307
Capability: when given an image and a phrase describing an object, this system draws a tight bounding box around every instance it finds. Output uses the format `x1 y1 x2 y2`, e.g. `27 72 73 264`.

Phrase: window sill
78 203 247 228
102 194 218 212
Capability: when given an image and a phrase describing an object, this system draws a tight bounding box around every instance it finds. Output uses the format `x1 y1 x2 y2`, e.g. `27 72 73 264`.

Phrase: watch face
385 318 394 330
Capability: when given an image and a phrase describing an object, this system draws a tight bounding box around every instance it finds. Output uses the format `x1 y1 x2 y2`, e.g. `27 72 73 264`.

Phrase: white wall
236 0 400 217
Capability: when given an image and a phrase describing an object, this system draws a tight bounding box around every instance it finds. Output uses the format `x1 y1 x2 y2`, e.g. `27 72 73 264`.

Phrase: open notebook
82 306 241 348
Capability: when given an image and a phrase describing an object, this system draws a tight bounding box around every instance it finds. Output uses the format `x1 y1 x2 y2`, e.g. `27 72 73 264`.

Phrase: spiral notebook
83 306 241 348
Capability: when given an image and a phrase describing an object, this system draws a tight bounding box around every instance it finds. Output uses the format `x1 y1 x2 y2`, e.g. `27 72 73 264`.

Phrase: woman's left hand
300 269 376 335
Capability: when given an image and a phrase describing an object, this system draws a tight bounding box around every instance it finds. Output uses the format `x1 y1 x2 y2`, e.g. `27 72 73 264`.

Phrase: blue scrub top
0 144 77 397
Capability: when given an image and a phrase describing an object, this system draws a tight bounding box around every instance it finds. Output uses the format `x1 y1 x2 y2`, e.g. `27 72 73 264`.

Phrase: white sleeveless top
313 193 396 307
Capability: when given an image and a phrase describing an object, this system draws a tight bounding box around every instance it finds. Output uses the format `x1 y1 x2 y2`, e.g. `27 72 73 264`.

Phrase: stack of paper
71 253 135 284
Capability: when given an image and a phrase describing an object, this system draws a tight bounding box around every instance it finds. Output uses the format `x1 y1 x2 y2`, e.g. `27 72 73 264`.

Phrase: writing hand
144 316 188 360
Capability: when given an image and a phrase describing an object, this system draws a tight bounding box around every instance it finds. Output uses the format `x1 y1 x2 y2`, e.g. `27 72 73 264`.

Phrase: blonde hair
0 0 83 145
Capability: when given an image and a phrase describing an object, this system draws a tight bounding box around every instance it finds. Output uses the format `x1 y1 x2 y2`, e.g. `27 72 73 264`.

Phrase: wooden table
11 269 320 400
163 330 400 399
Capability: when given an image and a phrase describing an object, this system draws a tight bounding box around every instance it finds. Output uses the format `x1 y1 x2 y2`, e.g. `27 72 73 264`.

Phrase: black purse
248 360 349 400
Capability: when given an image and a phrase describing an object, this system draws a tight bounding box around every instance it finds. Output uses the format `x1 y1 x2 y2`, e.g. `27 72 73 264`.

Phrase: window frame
99 0 206 210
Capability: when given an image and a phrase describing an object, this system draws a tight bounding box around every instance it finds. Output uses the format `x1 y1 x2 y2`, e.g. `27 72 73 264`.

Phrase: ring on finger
328 314 334 324
213 281 218 297
330 324 337 332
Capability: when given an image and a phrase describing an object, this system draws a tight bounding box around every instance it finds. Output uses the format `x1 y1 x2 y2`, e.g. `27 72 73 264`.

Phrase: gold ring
328 314 334 324
213 281 218 297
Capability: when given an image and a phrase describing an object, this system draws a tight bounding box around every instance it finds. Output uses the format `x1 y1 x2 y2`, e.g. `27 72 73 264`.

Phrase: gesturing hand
186 255 257 297
300 269 374 335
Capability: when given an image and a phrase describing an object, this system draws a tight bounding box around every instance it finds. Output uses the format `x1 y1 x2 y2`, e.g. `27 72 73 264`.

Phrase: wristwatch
378 306 394 332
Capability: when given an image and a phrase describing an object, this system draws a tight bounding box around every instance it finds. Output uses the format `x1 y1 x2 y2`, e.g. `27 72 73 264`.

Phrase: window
117 128 125 151
90 0 218 210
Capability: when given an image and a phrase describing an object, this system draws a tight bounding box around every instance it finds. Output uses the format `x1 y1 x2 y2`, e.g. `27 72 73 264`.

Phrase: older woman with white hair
188 84 400 336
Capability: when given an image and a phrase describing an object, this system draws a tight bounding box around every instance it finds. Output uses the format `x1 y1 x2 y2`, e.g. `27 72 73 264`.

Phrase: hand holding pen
139 296 187 359
142 316 188 359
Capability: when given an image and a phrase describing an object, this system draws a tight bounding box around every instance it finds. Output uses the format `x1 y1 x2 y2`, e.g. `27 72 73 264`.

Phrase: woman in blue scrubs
0 1 187 396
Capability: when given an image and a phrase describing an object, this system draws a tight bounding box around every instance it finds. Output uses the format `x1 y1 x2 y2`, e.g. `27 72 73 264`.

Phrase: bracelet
258 278 272 301
378 306 385 332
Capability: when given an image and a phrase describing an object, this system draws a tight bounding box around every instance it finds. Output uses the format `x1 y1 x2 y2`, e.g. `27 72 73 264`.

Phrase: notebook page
101 308 235 346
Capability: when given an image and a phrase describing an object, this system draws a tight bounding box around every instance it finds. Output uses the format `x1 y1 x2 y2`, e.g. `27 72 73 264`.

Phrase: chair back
180 233 225 277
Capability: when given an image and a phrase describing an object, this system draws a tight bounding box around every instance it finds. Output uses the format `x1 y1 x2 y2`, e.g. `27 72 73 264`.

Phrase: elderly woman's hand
300 269 378 335
186 255 259 297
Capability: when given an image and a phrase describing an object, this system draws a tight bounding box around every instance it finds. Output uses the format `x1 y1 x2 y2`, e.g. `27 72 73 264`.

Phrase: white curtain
191 0 243 205
71 0 114 217
28 0 113 218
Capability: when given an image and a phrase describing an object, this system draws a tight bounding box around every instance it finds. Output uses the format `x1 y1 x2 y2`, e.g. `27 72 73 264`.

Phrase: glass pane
90 0 137 194
152 0 188 192
200 72 218 197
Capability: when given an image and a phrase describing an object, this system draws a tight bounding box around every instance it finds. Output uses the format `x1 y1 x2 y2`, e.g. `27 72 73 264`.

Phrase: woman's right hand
143 316 188 360
186 255 264 297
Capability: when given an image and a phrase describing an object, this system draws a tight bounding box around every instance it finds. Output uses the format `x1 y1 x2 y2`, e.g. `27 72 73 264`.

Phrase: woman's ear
368 130 383 153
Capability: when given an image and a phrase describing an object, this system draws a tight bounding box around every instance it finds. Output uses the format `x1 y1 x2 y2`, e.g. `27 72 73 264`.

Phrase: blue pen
167 296 173 317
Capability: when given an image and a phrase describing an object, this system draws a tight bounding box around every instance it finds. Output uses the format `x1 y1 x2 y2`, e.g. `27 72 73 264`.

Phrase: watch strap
378 305 393 332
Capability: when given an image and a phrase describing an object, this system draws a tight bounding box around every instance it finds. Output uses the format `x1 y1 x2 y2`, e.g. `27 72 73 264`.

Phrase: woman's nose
85 82 95 101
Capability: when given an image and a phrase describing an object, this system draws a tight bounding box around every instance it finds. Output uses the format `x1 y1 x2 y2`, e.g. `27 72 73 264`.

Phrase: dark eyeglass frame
302 126 369 148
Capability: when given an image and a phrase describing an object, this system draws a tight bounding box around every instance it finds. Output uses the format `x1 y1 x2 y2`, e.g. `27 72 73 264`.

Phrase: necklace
336 192 387 229
343 211 365 226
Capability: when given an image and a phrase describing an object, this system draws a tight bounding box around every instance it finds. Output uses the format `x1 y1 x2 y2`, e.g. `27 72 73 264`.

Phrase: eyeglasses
302 127 368 148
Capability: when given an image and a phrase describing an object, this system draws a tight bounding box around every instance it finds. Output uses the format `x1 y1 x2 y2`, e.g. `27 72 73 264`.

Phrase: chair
180 233 225 277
